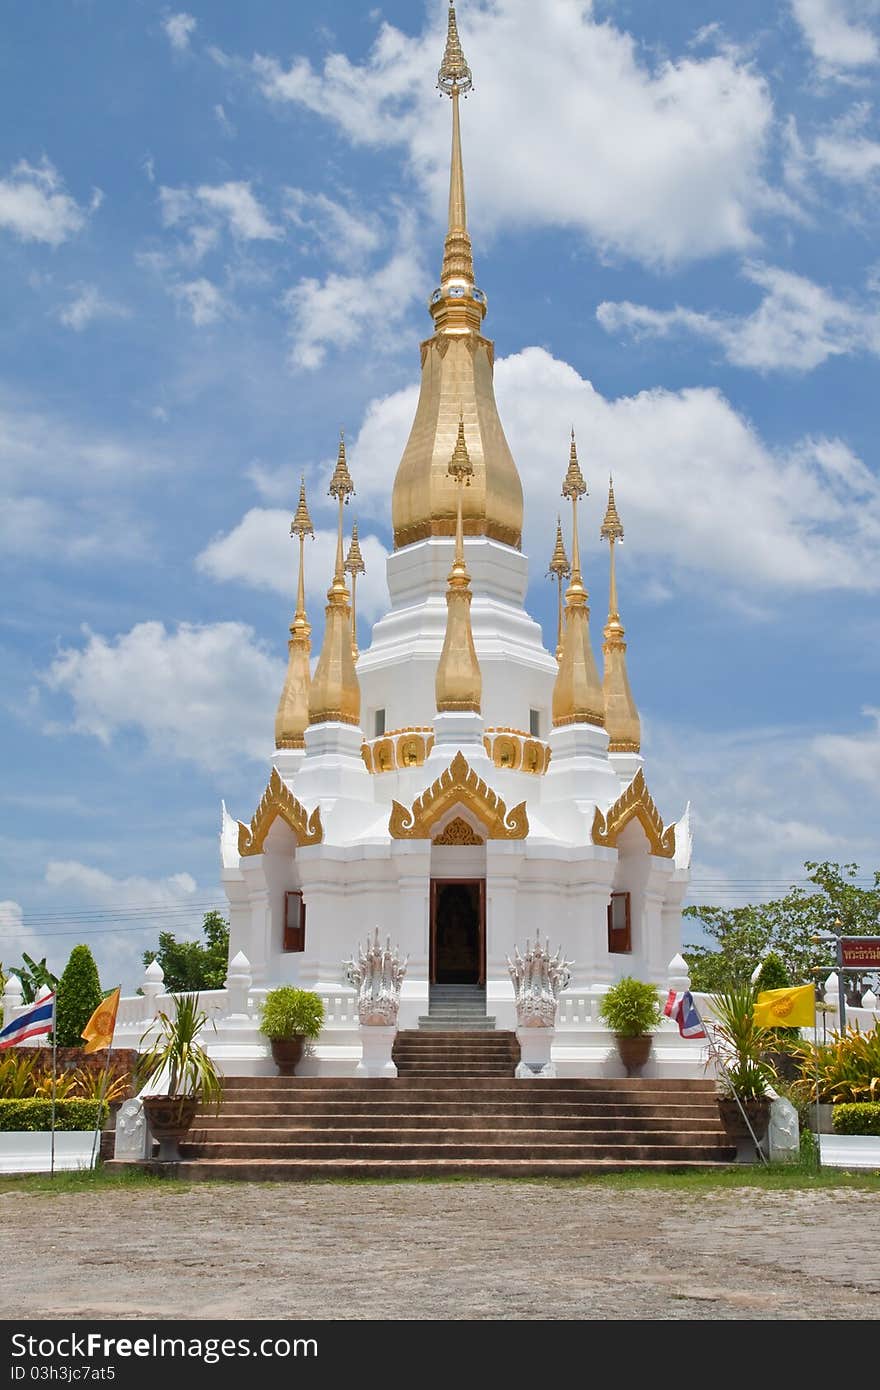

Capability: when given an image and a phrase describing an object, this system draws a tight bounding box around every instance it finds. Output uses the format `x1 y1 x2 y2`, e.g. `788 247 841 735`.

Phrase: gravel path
2 1182 877 1321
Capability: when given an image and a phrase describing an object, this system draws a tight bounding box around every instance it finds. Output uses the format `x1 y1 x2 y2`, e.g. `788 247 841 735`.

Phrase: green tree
684 861 880 993
3 953 59 1005
55 944 103 1048
142 911 229 992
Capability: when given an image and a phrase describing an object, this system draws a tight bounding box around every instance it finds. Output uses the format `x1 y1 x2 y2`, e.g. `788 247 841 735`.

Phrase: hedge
832 1103 880 1136
0 1099 107 1132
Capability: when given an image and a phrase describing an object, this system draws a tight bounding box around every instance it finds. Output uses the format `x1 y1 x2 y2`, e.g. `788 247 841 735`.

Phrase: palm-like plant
709 983 776 1100
138 993 223 1106
787 1025 880 1105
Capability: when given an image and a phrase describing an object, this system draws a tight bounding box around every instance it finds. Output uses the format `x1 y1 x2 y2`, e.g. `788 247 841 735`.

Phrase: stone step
180 1139 735 1162
195 1112 725 1132
206 1101 722 1121
121 1157 736 1181
188 1125 728 1146
218 1077 718 1095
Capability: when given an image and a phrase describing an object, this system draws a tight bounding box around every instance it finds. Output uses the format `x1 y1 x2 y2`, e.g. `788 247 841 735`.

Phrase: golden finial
438 2 472 95
435 412 481 713
275 478 315 750
600 475 624 543
552 431 604 729
601 477 640 752
309 438 360 728
547 515 570 664
344 520 366 662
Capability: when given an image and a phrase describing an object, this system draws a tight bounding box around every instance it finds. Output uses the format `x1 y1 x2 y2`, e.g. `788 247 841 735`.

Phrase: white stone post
667 953 691 994
141 959 164 1022
346 928 406 1078
823 972 839 1015
2 973 23 1023
357 1026 398 1078
225 951 252 1020
862 988 878 1014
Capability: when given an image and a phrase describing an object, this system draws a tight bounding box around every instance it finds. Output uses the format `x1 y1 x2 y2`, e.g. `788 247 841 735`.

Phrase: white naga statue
507 934 573 1028
345 927 408 1026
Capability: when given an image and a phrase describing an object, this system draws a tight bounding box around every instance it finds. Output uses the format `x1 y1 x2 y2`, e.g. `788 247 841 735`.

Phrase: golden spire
547 514 570 662
600 477 640 752
275 477 314 750
344 520 366 662
435 413 482 713
390 3 523 552
552 431 605 729
308 434 361 727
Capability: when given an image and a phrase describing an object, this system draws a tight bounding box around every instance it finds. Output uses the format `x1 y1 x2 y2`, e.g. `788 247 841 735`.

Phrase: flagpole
89 1042 114 1171
49 1003 57 1179
689 994 768 1166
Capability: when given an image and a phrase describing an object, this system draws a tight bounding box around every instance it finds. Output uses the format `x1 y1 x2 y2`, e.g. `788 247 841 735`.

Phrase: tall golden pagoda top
329 431 355 503
344 520 365 576
438 1 472 94
562 429 587 501
291 475 315 541
547 515 570 578
600 476 624 543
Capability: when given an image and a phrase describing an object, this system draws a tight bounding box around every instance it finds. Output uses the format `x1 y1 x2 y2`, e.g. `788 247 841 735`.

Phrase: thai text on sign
840 938 880 970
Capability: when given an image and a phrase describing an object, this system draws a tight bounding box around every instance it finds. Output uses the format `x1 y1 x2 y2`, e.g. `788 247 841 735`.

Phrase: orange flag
81 987 121 1053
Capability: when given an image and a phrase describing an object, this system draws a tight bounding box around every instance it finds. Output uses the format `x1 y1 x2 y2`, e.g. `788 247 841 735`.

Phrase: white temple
216 1 693 1066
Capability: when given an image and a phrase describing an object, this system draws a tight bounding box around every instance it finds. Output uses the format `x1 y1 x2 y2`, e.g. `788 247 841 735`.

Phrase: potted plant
138 993 223 1161
598 976 664 1076
709 984 776 1158
258 987 325 1075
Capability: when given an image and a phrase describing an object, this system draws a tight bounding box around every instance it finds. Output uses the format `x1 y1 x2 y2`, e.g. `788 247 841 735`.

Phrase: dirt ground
2 1181 878 1321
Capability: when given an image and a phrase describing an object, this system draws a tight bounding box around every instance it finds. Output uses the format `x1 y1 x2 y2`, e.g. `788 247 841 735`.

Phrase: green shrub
0 1099 107 1131
55 945 103 1048
598 977 663 1037
833 1102 880 1136
258 987 324 1041
787 1025 880 1104
0 1053 39 1099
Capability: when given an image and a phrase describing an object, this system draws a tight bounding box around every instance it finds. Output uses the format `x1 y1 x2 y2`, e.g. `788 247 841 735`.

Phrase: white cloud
45 861 197 907
195 182 281 241
172 277 227 325
44 621 284 770
597 262 880 372
0 899 53 967
254 0 780 267
57 283 130 332
163 12 197 53
284 210 422 368
345 345 880 596
0 158 96 247
790 0 879 70
814 707 880 785
214 103 236 138
284 189 381 264
195 509 390 621
812 104 880 179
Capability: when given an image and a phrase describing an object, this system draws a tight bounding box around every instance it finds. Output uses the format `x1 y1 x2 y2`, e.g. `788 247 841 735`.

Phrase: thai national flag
0 991 55 1050
663 989 707 1039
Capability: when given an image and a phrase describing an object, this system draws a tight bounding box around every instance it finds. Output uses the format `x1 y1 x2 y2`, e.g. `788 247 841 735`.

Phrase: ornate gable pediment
389 750 528 841
591 768 675 858
238 767 323 857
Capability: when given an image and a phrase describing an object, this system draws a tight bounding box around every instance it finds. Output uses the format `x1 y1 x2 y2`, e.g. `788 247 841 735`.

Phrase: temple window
607 892 631 954
529 708 541 737
374 708 386 737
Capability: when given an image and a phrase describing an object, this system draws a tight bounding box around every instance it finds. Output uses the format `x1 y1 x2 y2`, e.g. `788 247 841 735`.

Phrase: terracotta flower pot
615 1034 653 1077
718 1096 771 1163
142 1095 199 1162
270 1037 305 1076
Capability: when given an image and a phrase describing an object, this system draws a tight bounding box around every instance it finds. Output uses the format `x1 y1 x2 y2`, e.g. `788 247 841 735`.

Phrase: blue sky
2 0 879 989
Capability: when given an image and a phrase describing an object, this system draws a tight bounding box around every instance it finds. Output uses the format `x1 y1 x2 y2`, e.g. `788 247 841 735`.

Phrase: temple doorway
430 879 485 985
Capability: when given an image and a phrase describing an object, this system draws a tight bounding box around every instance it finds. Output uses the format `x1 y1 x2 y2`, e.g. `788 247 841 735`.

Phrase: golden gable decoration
389 750 528 841
433 816 485 846
238 767 323 856
591 767 675 858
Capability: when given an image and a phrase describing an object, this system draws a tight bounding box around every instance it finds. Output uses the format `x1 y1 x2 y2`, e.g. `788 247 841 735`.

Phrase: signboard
840 937 880 970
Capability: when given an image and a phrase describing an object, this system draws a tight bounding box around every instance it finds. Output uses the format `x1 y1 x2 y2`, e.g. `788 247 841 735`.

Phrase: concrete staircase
393 1029 519 1077
149 1076 736 1180
418 983 495 1031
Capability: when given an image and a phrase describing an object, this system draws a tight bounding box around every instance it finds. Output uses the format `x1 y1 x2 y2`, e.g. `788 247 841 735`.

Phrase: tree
684 861 880 994
2 952 59 1004
142 910 229 992
55 944 103 1048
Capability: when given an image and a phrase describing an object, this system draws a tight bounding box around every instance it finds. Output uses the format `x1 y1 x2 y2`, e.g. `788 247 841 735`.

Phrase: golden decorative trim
238 767 323 856
389 750 528 841
591 768 675 858
433 816 484 846
608 740 641 754
361 729 435 774
482 729 551 775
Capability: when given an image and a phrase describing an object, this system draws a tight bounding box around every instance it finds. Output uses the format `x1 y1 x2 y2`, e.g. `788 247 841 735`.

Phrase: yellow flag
753 984 815 1029
81 987 121 1053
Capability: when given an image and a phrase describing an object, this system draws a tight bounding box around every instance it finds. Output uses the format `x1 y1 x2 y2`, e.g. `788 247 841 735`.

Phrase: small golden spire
435 3 477 302
601 477 640 752
438 2 472 94
344 520 366 661
547 515 571 662
275 477 315 750
435 414 481 713
552 431 605 729
308 437 361 728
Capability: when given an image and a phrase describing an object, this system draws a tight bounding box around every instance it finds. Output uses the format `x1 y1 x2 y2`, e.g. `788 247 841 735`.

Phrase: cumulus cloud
597 262 880 372
163 12 197 53
57 283 130 332
344 345 880 597
171 277 227 325
812 102 880 180
196 510 390 621
813 707 880 785
284 210 423 368
253 0 780 267
0 158 97 246
45 861 197 907
284 189 382 265
790 0 879 71
159 180 281 244
44 621 284 769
